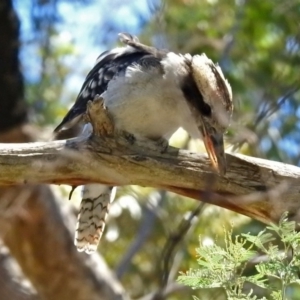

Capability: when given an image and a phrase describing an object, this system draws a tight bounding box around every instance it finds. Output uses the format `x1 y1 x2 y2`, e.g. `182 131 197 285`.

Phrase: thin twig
115 191 165 279
153 202 205 299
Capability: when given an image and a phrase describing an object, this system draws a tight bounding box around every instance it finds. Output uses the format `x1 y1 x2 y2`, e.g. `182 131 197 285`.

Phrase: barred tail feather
75 184 116 254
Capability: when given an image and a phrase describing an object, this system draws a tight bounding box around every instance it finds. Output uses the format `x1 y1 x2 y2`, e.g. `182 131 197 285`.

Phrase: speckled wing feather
54 33 165 133
55 34 168 254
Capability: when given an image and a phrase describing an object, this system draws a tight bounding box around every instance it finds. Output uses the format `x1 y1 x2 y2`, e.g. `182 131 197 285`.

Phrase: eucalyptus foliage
178 213 300 299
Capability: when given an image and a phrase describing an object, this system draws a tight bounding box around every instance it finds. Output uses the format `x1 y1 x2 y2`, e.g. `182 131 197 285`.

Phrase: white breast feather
101 59 195 140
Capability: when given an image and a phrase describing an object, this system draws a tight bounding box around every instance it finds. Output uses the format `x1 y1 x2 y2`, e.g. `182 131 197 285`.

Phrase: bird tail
75 184 116 254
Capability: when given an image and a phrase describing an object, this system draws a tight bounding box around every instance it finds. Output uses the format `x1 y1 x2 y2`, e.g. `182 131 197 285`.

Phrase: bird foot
119 131 168 153
154 137 169 153
130 136 169 153
122 131 136 145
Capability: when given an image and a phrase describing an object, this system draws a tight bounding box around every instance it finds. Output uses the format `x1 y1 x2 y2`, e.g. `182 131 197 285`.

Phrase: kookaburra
55 33 233 254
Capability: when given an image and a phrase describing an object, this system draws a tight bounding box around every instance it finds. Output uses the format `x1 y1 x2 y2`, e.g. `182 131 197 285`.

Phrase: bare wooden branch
0 241 39 300
0 99 300 225
0 184 130 300
0 133 300 225
0 125 130 300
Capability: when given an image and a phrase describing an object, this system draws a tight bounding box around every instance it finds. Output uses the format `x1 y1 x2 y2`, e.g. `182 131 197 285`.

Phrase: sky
14 0 157 90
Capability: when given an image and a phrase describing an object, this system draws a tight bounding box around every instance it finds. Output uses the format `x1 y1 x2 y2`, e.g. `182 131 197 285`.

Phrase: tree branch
0 184 130 300
0 124 130 300
0 132 300 225
0 241 40 300
1 99 300 226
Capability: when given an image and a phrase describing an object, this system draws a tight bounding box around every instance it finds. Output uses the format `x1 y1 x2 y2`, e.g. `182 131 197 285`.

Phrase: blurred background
0 0 300 299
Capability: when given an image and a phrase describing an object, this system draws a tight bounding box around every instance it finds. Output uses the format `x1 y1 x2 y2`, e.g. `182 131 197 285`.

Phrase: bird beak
202 125 227 175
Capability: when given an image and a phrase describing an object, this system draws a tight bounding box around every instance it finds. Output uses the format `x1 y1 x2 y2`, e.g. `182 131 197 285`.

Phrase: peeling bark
0 126 299 225
0 1 130 299
0 126 130 300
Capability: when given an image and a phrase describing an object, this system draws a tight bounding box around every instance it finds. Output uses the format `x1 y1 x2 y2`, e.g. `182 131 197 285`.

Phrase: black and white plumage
55 33 233 254
54 34 167 133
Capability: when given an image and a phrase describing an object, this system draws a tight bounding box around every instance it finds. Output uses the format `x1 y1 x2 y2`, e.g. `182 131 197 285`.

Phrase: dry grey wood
0 124 130 300
0 133 300 225
1 98 300 226
0 184 130 300
0 241 40 300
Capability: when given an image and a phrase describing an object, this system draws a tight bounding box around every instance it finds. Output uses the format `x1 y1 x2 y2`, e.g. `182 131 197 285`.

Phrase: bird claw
68 185 79 200
119 131 168 153
132 136 169 153
155 137 169 153
122 131 136 145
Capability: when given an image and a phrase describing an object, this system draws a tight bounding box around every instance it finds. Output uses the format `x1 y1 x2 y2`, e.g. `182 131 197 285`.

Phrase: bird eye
201 103 211 116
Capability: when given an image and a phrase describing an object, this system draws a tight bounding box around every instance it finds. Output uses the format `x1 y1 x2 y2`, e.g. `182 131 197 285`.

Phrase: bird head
183 54 233 175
